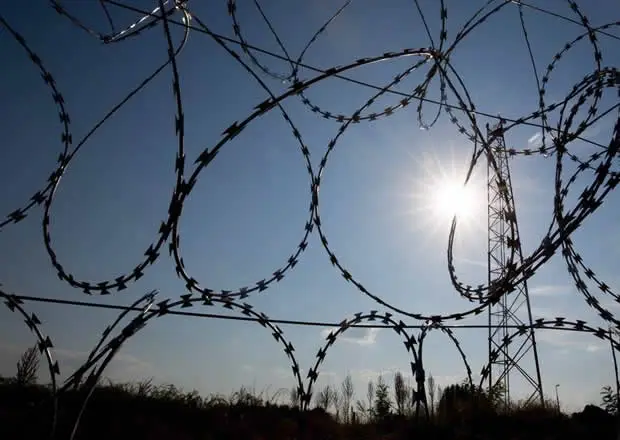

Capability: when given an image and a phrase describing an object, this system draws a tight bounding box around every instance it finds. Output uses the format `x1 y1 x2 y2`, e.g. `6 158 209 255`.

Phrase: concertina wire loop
1 0 619 438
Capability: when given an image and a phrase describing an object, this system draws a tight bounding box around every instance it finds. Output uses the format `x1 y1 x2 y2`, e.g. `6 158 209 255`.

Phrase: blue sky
0 0 619 413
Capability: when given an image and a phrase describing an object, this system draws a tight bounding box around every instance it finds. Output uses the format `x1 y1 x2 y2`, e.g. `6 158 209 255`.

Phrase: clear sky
0 0 619 413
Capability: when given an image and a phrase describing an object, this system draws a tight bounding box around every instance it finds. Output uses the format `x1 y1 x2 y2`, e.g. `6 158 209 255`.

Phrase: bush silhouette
436 383 495 424
0 377 618 439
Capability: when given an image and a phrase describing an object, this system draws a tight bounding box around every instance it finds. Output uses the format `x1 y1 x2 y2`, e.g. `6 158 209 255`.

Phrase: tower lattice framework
485 120 544 408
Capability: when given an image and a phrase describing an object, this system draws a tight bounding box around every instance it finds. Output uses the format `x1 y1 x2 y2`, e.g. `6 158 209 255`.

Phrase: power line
9 293 593 331
518 1 620 42
103 0 611 151
1 3 617 431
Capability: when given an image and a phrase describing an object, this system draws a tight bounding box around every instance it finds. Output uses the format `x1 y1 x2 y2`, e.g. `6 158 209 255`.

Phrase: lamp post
609 327 620 408
554 384 560 412
609 327 620 440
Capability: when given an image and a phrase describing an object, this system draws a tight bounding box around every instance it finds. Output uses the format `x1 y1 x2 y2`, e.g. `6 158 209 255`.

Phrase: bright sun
401 149 485 240
432 180 477 221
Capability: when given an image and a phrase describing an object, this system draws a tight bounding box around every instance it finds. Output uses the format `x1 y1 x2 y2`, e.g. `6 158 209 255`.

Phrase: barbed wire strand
1 0 619 436
8 293 615 332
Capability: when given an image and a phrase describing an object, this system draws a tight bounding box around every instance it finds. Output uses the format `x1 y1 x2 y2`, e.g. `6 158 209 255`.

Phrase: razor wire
1 0 619 438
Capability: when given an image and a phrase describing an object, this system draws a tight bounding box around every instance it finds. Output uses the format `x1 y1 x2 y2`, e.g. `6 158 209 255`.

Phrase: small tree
355 400 368 421
290 386 300 408
315 384 337 412
333 388 342 420
374 375 391 420
183 390 203 409
366 379 375 420
341 373 354 423
134 378 154 396
427 373 436 416
393 371 408 415
405 381 415 416
437 382 494 423
487 381 506 411
15 345 40 386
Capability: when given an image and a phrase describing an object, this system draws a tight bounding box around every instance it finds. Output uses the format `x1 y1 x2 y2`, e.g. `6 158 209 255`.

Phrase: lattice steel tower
485 120 544 408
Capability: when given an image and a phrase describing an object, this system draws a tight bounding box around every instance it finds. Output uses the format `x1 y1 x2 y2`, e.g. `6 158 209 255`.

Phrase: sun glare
432 180 477 221
399 148 486 243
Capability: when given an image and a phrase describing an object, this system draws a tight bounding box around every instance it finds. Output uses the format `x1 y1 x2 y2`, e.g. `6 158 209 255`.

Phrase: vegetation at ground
0 345 618 439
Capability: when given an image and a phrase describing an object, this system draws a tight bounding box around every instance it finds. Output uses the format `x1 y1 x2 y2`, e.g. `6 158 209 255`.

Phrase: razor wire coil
1 0 619 437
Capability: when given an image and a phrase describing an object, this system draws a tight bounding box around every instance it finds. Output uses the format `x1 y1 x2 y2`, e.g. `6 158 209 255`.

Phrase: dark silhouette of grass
0 378 618 440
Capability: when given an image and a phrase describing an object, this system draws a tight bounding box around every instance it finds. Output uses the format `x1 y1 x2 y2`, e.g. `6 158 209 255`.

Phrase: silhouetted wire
8 293 615 332
0 290 60 437
103 0 613 151
98 0 116 34
1 0 619 435
518 0 620 42
0 0 611 353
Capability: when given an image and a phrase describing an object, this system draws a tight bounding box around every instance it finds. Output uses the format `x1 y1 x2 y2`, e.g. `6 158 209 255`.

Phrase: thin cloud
536 330 606 354
272 366 293 379
319 327 380 346
351 367 402 382
454 257 487 268
528 132 542 146
353 369 381 381
273 366 336 382
432 374 465 386
528 285 571 297
601 300 620 310
531 307 558 319
316 371 338 381
580 116 616 142
54 347 158 381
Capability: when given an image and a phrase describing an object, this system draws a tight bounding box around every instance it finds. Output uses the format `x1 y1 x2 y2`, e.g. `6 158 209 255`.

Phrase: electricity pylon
485 120 544 408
